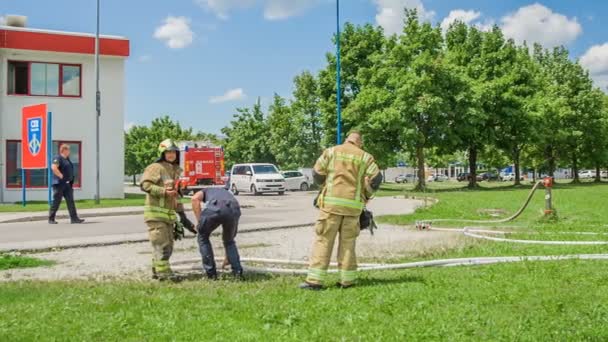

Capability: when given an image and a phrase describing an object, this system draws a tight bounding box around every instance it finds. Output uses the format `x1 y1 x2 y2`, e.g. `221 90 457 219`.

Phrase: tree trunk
468 146 478 189
595 163 602 183
415 145 426 192
132 174 137 186
545 145 555 177
571 153 580 183
513 148 521 186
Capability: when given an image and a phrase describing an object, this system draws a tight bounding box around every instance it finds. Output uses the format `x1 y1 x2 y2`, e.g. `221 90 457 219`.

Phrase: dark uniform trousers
49 182 78 221
197 198 243 278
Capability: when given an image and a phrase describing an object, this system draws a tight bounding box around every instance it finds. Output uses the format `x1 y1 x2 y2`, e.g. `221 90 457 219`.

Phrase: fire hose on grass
171 178 608 275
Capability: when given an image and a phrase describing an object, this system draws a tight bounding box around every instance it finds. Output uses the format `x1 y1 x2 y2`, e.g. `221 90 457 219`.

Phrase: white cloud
0 16 5 25
196 0 315 21
580 43 608 91
138 55 151 63
154 16 194 49
264 0 316 20
195 0 256 20
501 3 582 47
209 88 247 104
440 9 494 33
372 0 435 36
440 9 481 32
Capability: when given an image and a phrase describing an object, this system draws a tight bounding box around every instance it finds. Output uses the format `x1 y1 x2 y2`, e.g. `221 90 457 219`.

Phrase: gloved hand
178 211 196 234
174 222 185 241
359 209 377 235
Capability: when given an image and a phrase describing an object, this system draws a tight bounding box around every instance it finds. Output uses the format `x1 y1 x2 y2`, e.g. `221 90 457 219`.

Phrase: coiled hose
171 181 608 274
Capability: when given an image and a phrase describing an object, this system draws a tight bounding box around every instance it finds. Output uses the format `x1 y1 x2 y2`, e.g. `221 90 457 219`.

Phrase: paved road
0 192 422 251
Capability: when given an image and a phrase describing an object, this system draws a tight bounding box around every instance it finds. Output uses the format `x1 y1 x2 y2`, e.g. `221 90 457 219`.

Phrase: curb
1 222 315 254
0 205 255 224
0 210 143 224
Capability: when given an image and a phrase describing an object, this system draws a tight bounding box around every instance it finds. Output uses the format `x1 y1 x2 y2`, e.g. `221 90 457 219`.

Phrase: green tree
492 44 539 185
267 94 300 169
347 10 468 191
292 71 323 166
318 23 386 146
123 116 206 184
222 99 275 166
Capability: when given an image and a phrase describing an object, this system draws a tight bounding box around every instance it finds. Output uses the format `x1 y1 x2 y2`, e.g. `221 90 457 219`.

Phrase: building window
7 61 81 97
6 140 82 188
7 61 28 95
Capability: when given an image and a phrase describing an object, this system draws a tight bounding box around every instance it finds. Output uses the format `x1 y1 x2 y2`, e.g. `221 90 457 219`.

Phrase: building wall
0 49 125 202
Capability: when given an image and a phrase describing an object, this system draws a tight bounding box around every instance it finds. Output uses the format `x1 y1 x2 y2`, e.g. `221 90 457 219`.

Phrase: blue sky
3 0 608 134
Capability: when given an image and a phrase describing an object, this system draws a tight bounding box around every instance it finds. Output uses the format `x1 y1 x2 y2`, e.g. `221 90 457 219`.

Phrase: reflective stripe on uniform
144 206 176 221
154 260 172 274
325 148 336 197
340 270 357 283
354 154 367 201
306 268 328 282
335 152 364 165
323 196 364 210
366 163 379 177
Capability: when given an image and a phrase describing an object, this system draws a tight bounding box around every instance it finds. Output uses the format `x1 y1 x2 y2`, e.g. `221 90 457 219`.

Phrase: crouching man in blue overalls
191 188 243 279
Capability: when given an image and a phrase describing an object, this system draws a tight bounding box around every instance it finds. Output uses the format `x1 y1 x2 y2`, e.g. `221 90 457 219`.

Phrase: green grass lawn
0 254 54 270
1 182 608 340
0 193 190 213
1 261 608 340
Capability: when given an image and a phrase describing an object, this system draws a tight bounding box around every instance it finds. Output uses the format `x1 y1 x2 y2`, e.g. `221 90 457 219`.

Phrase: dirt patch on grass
0 225 466 282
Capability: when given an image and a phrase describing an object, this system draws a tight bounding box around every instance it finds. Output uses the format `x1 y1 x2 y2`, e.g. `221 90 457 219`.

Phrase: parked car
481 172 499 181
230 163 286 195
457 173 469 182
281 171 310 191
457 173 482 182
602 170 608 179
433 174 449 182
395 174 417 183
578 170 596 179
500 173 524 181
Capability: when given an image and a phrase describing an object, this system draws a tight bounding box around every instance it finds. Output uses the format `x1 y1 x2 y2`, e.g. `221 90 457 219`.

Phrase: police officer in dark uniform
191 187 243 279
48 144 84 224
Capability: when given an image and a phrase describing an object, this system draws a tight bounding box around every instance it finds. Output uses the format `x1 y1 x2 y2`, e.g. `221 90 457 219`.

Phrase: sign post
47 111 53 205
21 104 49 207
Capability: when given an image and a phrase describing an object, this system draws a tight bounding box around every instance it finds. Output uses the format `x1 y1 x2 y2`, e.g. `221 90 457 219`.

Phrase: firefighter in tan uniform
141 139 194 281
300 131 382 290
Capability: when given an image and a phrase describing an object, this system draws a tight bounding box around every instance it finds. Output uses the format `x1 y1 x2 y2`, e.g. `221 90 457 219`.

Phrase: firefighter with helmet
141 139 195 281
300 130 382 290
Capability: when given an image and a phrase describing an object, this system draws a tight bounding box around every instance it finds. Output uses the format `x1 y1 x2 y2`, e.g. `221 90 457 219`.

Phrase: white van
230 163 286 195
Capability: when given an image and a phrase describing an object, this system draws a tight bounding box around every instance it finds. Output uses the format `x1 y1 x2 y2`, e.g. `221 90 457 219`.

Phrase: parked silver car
281 171 310 191
395 174 417 183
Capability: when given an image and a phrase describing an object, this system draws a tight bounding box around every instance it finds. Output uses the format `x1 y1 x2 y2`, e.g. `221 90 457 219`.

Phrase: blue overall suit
196 187 243 278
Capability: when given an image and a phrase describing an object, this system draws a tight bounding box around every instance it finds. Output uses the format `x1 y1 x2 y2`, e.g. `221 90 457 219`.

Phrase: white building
0 18 129 202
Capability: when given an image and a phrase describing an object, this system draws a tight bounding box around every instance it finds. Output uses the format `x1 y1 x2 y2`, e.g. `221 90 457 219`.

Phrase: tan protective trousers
306 210 360 285
147 221 174 276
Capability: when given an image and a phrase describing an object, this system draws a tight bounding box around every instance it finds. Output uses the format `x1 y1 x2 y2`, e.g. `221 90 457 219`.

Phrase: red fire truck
178 142 226 193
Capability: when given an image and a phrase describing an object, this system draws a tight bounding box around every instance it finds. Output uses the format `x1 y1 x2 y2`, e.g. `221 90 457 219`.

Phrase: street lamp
94 0 101 204
336 0 342 145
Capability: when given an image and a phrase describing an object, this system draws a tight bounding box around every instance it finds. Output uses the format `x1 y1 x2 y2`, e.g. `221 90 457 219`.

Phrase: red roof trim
0 29 130 57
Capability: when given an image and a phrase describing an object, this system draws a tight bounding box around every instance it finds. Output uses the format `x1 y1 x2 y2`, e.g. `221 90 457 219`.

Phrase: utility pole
94 0 101 204
336 0 342 145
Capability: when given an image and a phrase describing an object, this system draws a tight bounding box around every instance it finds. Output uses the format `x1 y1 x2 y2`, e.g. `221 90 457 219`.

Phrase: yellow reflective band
326 148 335 197
366 163 379 177
340 270 357 282
335 152 364 165
355 157 366 201
144 206 176 221
307 268 328 281
323 196 364 210
154 260 172 273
